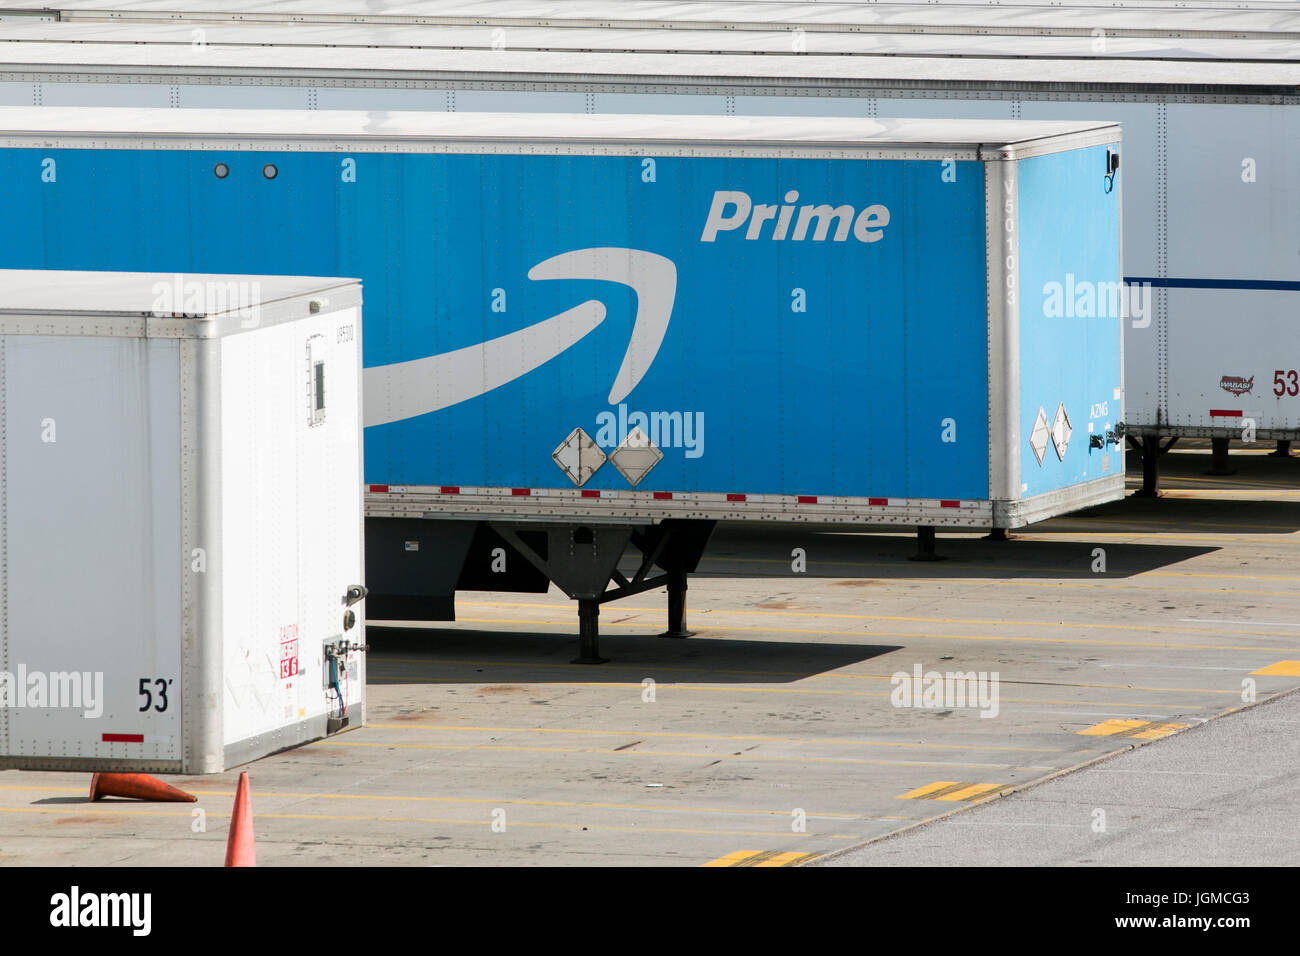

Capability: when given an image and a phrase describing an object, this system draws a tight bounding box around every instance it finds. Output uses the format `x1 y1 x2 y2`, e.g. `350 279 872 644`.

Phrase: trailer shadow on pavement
695 525 1217 582
366 626 904 685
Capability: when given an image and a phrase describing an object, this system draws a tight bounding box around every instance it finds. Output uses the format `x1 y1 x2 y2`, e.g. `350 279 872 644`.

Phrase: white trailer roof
0 269 358 316
0 105 1119 154
5 1 1299 38
0 41 1296 87
2 20 1296 60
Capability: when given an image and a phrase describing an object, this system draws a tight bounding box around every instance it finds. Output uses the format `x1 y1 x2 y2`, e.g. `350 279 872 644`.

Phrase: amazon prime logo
701 190 891 243
364 247 676 427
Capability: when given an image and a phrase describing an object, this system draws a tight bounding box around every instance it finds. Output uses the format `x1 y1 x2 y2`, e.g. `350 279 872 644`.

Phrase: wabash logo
1220 375 1254 397
364 248 675 427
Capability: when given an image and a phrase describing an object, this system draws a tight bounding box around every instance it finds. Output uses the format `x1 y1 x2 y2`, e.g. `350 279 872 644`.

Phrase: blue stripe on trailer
1125 277 1300 292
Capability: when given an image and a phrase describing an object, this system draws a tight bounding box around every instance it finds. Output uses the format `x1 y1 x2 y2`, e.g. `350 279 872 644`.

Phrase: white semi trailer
0 1 1296 491
6 0 1298 37
0 269 366 774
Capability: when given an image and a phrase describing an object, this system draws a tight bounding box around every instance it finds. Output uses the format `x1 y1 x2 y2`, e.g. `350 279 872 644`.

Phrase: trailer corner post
982 142 1021 528
185 333 224 774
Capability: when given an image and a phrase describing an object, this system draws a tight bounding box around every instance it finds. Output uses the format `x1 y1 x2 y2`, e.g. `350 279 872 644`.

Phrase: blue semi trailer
0 107 1123 661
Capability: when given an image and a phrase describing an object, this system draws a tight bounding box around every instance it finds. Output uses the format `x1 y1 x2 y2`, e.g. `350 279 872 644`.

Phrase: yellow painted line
1077 719 1188 740
752 851 818 867
371 658 1240 696
1048 514 1300 531
701 849 818 867
0 805 857 838
458 601 1295 642
690 554 1300 580
1251 660 1300 677
403 617 1299 654
1011 581 1298 598
308 739 1054 770
388 578 1300 604
897 781 963 800
1152 474 1300 489
1048 515 1300 530
1130 723 1188 741
0 806 201 819
718 849 817 867
365 723 1064 753
1079 719 1150 736
896 781 1008 802
1029 531 1299 544
0 784 874 821
934 783 1006 802
367 676 1207 710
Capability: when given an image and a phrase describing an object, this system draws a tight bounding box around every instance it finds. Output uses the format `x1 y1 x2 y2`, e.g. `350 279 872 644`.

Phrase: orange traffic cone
224 771 256 867
89 772 197 803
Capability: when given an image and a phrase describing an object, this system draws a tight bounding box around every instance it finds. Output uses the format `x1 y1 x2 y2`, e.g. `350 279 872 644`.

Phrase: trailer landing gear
910 525 944 561
1129 435 1178 498
660 567 694 639
491 518 714 664
1207 437 1235 476
1270 440 1293 458
574 599 607 665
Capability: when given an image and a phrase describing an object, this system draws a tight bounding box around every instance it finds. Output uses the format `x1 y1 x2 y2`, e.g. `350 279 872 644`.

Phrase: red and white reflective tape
367 484 982 512
1209 409 1243 419
101 733 172 745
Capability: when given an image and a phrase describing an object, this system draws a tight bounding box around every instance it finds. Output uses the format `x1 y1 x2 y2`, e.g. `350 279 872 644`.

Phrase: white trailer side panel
220 306 366 762
1 335 183 765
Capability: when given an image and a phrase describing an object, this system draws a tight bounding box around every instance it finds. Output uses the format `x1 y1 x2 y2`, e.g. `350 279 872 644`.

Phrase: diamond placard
551 427 606 487
1051 402 1072 461
1029 406 1050 467
608 426 663 487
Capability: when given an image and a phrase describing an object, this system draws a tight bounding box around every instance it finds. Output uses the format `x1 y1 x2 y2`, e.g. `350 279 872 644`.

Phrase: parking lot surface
2 441 1296 866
